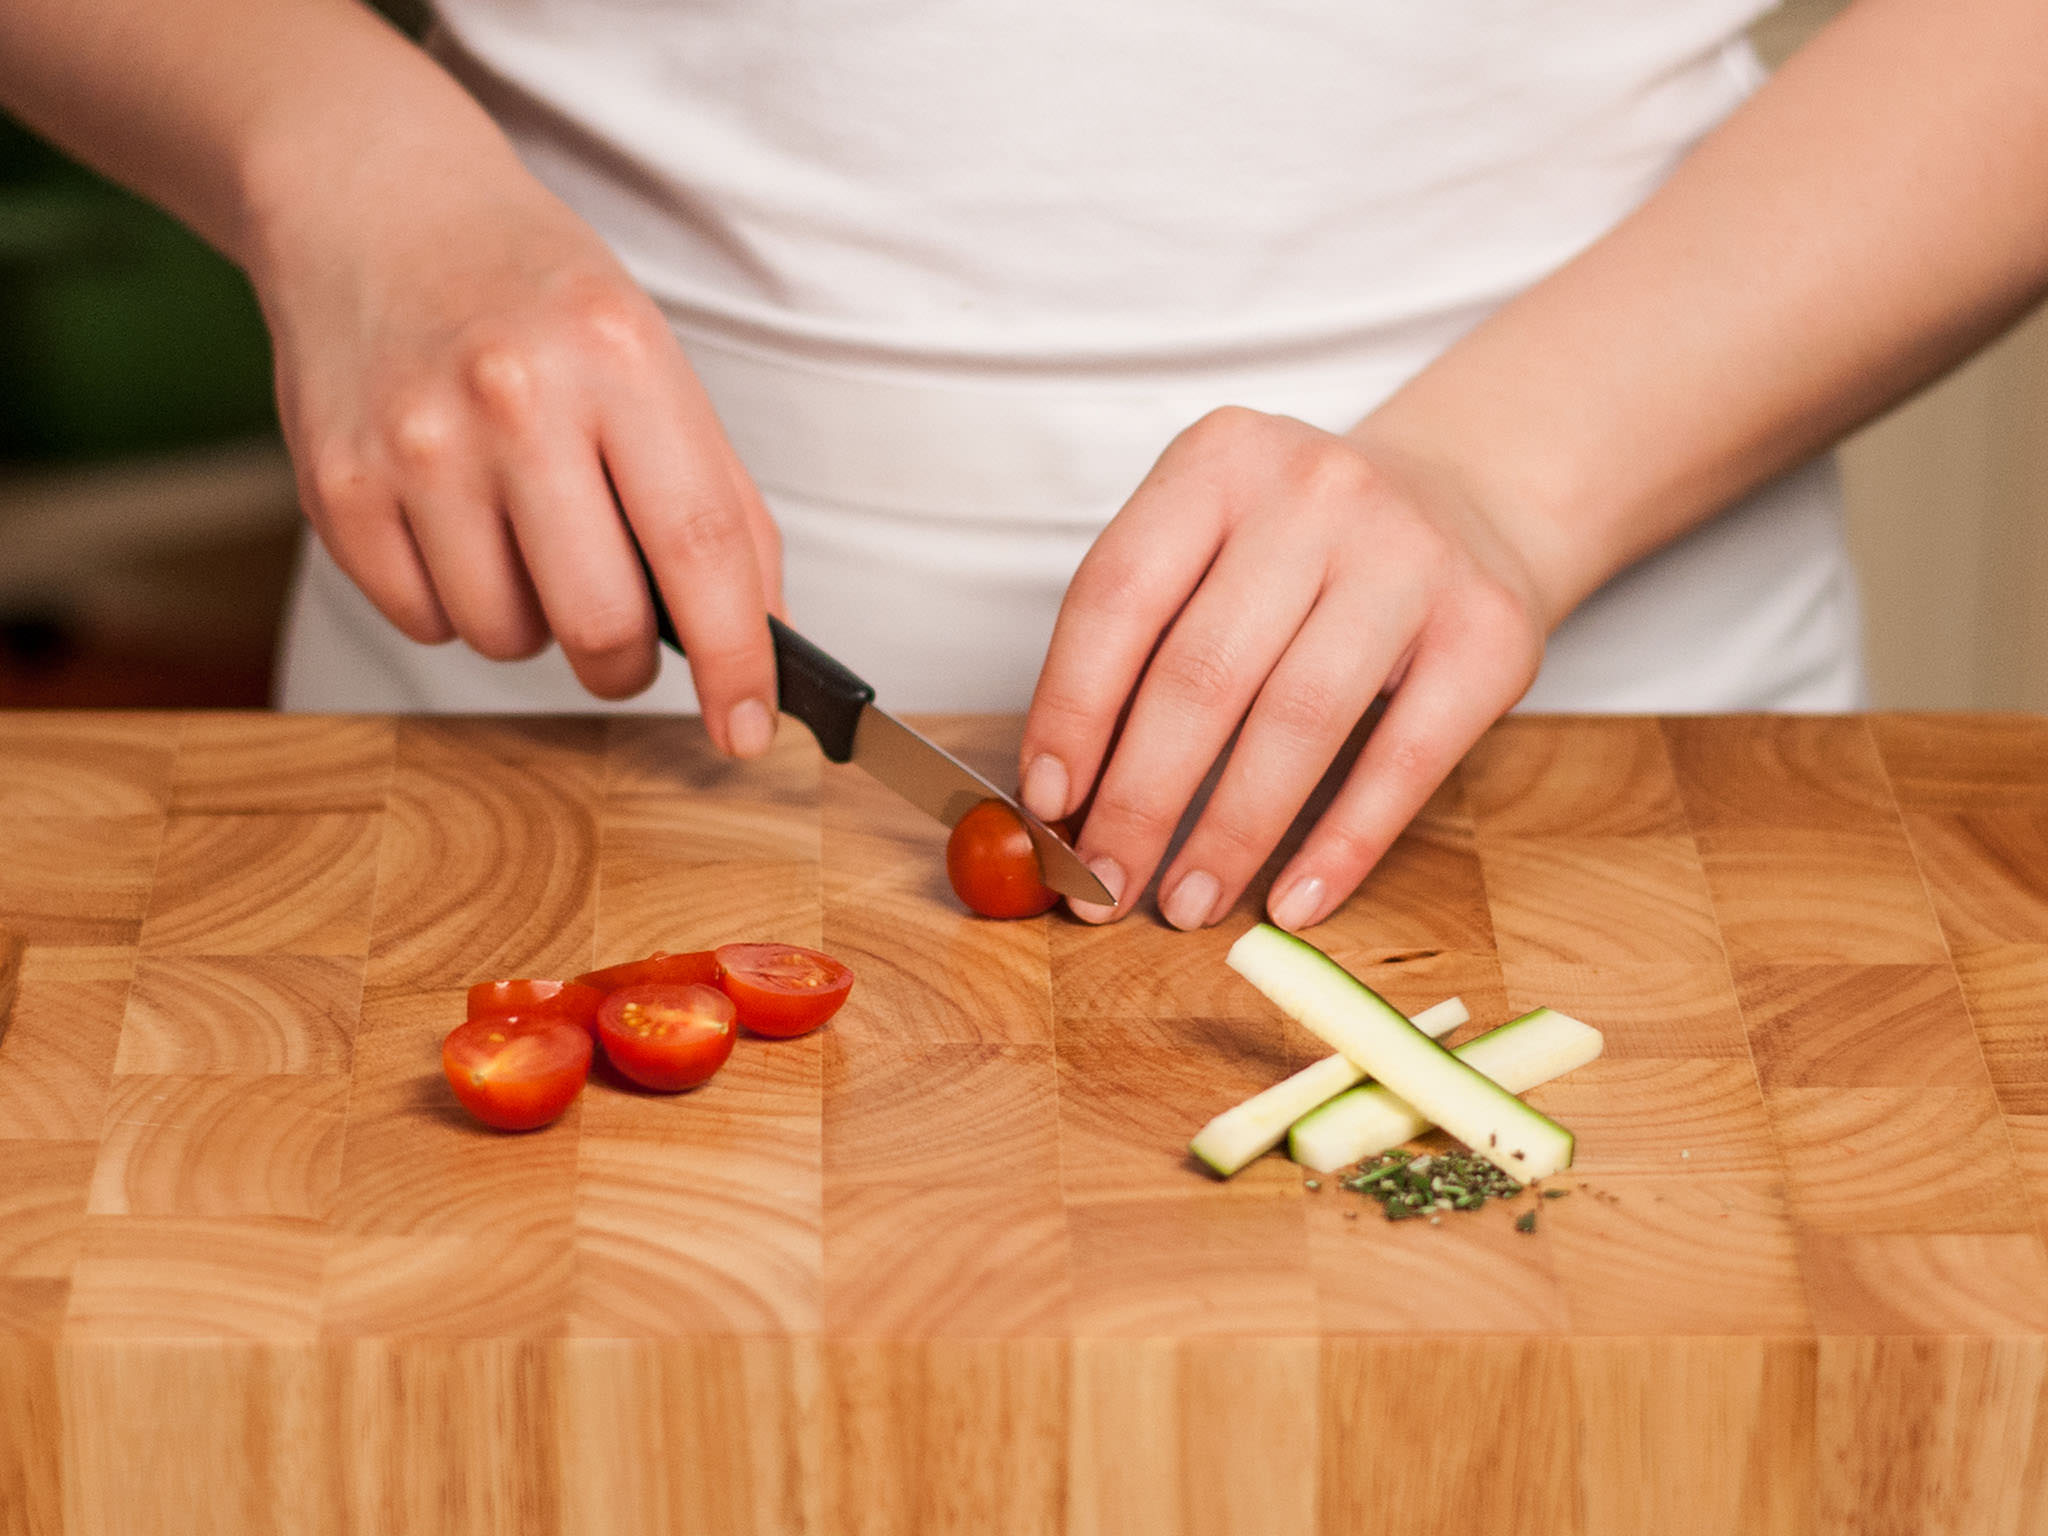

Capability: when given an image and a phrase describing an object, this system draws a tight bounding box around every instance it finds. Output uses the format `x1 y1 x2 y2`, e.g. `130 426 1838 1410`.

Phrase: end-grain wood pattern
2 711 2047 1534
0 925 21 1047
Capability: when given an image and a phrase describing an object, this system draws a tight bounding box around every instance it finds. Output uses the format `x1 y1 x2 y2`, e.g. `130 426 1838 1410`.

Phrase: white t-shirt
280 0 1866 712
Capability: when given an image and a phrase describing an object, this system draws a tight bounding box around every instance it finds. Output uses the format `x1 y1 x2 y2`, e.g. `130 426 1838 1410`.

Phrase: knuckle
557 600 654 662
1151 634 1240 711
654 504 750 569
390 598 454 646
1180 403 1268 458
1263 674 1346 740
1195 810 1266 865
1297 441 1378 505
567 282 659 360
1027 682 1098 738
463 343 542 425
1071 548 1151 617
582 656 659 702
1088 787 1179 845
383 391 460 470
677 628 773 695
465 622 542 664
308 444 372 516
1378 730 1442 794
1313 818 1386 879
1461 577 1538 649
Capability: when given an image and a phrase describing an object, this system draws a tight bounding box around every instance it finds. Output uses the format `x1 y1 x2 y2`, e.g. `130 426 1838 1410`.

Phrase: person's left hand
1016 406 1552 932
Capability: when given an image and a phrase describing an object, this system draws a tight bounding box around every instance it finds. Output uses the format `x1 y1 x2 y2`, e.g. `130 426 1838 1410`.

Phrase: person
4 0 2044 933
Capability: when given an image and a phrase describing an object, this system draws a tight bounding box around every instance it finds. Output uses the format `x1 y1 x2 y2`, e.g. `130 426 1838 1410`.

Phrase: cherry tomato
715 942 855 1038
442 1016 591 1132
946 799 1059 919
596 982 737 1091
575 950 720 995
465 978 605 1036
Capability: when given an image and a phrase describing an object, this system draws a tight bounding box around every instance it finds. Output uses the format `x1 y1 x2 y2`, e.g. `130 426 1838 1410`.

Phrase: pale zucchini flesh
1288 1007 1604 1173
1188 996 1468 1177
1227 923 1577 1181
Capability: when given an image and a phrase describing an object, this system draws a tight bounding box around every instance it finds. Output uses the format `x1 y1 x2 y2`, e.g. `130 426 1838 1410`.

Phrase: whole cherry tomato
575 950 720 994
596 981 737 1090
442 1016 592 1131
714 943 855 1038
946 799 1059 919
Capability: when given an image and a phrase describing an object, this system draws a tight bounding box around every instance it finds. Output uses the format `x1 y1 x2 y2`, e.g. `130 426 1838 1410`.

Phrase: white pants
279 326 1867 715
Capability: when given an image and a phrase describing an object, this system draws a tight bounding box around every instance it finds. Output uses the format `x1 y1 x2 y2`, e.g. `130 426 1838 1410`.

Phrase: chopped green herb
1339 1146 1528 1223
1541 1188 1570 1200
1515 1209 1537 1234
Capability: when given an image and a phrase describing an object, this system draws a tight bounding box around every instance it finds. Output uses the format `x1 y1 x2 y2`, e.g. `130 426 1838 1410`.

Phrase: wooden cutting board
1 710 2044 1535
0 925 20 1046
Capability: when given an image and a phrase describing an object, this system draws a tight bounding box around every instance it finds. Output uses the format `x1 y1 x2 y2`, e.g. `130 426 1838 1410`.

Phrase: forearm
1357 0 2048 628
0 0 529 283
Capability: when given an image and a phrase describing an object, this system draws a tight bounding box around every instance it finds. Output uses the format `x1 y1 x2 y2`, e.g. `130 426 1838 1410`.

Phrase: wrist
1344 402 1596 636
230 32 531 300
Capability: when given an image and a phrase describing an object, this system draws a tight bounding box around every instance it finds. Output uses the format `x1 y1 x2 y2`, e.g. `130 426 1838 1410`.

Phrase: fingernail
1067 856 1125 923
727 697 775 758
1162 869 1220 931
1269 875 1327 932
1021 754 1070 821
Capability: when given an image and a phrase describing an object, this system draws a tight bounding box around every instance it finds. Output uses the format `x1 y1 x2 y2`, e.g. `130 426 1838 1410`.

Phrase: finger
1063 526 1325 923
601 369 777 758
303 446 453 644
495 423 660 701
1017 442 1230 826
382 397 549 660
1153 576 1428 930
1264 597 1537 931
402 495 549 661
718 439 787 620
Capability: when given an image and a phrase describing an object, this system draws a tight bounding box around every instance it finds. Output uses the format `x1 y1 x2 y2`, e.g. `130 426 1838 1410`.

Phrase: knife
633 548 1113 906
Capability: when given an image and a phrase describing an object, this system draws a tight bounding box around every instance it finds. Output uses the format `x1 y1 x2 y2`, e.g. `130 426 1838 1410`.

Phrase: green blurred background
0 0 425 463
0 0 426 705
0 116 276 462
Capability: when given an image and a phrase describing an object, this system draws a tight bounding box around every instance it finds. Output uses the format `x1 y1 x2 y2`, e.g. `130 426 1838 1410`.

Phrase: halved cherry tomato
575 950 720 995
946 799 1059 919
596 982 737 1090
465 978 605 1036
715 942 854 1038
442 1016 592 1131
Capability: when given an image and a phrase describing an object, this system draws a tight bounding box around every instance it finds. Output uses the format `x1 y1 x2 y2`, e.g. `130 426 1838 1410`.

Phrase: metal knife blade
850 707 1113 906
631 538 1111 906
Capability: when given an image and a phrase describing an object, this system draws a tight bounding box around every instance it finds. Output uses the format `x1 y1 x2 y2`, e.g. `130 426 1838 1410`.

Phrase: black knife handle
634 538 874 763
764 616 874 763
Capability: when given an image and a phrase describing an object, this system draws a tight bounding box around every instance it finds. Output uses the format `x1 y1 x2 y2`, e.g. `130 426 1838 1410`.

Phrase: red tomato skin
946 800 1059 919
575 950 720 995
466 979 605 1036
596 982 737 1091
714 942 855 1038
442 1017 592 1132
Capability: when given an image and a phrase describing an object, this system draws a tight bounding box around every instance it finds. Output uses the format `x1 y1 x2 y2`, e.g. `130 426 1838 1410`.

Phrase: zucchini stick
1189 996 1467 1177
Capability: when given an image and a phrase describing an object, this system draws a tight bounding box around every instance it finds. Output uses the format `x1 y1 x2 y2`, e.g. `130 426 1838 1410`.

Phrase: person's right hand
257 163 784 754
